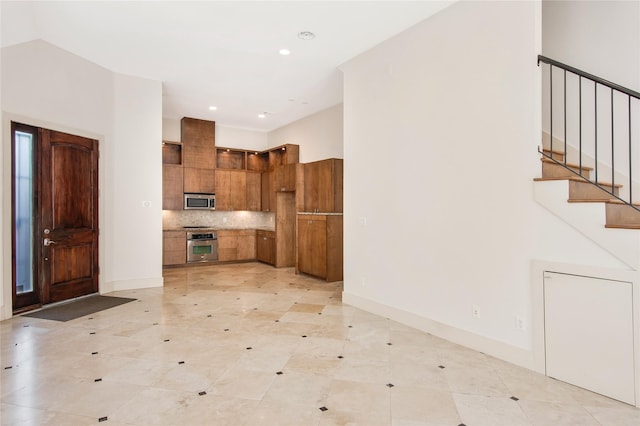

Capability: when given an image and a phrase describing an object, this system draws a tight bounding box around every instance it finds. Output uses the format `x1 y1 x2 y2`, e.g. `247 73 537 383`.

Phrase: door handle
44 238 56 246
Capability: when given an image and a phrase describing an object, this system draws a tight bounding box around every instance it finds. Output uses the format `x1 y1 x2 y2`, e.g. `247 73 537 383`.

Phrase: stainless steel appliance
186 231 218 263
184 193 216 210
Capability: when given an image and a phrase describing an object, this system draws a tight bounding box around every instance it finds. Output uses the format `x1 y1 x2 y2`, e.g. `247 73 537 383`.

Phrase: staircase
534 149 640 230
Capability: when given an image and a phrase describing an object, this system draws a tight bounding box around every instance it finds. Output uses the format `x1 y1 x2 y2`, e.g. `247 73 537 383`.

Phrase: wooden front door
11 123 99 312
40 129 99 304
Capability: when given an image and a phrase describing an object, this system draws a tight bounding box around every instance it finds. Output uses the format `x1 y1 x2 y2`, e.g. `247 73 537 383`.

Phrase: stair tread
605 224 640 230
540 157 594 171
605 199 640 207
533 176 623 187
541 147 565 155
568 198 613 204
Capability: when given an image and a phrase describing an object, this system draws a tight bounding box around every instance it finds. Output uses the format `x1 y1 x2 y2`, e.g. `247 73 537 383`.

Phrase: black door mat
22 295 136 322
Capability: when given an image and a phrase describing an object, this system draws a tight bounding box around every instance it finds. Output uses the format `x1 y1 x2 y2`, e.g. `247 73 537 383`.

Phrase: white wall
268 104 343 163
341 0 630 367
107 73 163 292
542 0 640 91
1 40 163 319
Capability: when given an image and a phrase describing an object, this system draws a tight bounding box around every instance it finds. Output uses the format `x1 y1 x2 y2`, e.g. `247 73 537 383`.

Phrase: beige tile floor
2 262 640 425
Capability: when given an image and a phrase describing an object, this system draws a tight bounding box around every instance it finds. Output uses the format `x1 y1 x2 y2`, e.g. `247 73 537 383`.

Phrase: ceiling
1 1 452 132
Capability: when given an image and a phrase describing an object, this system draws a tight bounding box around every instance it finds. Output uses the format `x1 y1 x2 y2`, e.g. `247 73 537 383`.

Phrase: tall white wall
542 0 640 91
341 0 629 366
268 104 343 162
1 40 163 319
107 73 163 291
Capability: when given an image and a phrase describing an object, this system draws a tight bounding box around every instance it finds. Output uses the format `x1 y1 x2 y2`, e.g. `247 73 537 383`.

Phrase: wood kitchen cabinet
261 171 274 212
181 118 215 194
256 230 276 265
162 164 183 210
183 167 215 194
217 229 256 262
274 163 300 192
181 117 215 169
163 230 186 266
215 170 260 211
246 171 261 211
303 158 343 213
297 214 343 282
215 170 245 210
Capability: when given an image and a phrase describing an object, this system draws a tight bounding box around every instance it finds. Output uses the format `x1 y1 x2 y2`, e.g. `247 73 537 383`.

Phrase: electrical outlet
359 216 367 226
472 305 480 319
360 277 366 287
516 316 526 331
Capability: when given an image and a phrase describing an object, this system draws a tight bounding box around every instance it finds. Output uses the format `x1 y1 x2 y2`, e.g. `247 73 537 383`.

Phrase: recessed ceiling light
298 31 315 40
258 113 266 119
279 49 291 55
208 106 217 111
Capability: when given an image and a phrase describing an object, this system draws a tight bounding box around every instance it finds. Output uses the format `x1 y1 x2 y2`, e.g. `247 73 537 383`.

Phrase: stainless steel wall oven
186 231 218 263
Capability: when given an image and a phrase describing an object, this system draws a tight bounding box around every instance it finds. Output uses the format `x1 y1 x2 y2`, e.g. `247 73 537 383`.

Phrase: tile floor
2 262 640 425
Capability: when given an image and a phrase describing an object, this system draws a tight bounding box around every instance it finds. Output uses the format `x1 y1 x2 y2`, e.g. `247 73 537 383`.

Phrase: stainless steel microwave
184 193 216 210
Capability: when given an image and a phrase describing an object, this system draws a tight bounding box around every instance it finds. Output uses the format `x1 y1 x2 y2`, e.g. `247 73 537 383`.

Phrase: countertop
163 226 275 232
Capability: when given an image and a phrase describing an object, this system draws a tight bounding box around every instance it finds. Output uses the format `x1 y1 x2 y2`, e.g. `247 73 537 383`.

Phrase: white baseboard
101 276 163 294
342 292 536 371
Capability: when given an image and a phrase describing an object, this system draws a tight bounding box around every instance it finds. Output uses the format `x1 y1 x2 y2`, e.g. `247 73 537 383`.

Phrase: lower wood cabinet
297 214 343 282
163 230 186 266
217 229 256 262
256 230 276 265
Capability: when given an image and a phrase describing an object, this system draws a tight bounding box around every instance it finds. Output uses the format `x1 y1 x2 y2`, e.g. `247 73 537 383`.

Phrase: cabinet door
181 118 215 169
229 170 247 210
184 167 215 193
215 170 231 210
162 164 183 210
297 216 327 279
237 233 256 260
261 171 273 212
216 231 236 261
246 171 261 211
274 163 297 192
163 231 186 265
257 232 276 265
303 159 343 213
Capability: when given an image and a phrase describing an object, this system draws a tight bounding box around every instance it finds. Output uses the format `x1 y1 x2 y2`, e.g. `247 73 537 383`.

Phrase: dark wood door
39 129 99 304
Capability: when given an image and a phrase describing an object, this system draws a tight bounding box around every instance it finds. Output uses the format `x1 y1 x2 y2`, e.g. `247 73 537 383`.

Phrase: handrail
538 55 640 100
538 55 639 212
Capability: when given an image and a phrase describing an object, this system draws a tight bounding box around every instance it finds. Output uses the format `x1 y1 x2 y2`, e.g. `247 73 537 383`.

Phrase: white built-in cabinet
544 272 635 405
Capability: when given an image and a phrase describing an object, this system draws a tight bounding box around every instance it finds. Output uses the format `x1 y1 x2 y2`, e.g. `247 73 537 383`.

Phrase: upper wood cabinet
215 170 261 211
261 171 274 212
303 158 343 213
183 167 215 194
246 171 261 211
162 164 183 210
274 163 300 192
216 144 299 172
162 142 183 210
181 117 215 170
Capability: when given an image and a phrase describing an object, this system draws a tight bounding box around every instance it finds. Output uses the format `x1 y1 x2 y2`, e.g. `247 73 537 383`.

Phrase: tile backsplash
162 210 275 230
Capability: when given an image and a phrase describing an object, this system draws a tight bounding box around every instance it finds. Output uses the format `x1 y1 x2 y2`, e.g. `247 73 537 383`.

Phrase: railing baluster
550 65 553 156
630 95 633 205
579 76 583 176
564 69 567 165
595 82 598 184
611 89 615 192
